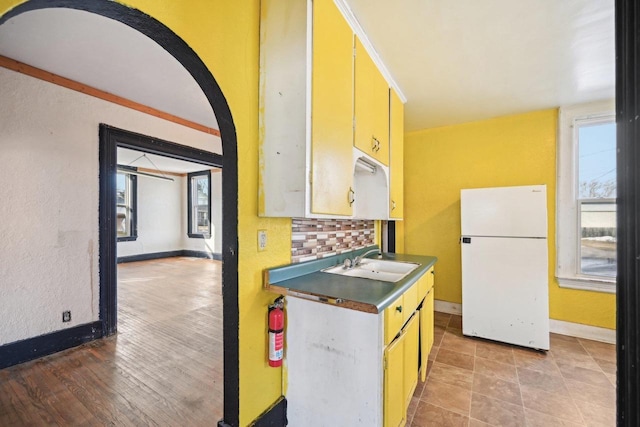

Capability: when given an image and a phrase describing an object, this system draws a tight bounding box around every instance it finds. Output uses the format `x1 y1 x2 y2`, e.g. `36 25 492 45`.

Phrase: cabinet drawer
418 267 435 300
417 274 427 302
403 282 419 324
426 267 435 292
384 293 404 345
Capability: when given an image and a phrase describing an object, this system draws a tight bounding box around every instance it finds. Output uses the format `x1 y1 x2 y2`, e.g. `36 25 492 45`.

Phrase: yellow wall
403 109 616 329
0 0 291 424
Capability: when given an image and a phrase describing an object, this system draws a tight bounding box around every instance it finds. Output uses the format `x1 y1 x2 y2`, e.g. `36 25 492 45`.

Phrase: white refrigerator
461 185 550 350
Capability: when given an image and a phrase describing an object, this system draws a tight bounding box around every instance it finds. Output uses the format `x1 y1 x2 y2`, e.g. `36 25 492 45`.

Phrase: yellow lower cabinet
426 267 435 292
403 314 419 407
402 283 419 324
385 293 405 345
384 313 419 427
419 287 435 382
384 332 405 427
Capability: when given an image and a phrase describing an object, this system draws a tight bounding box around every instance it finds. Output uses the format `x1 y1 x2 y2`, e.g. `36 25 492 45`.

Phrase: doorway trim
0 2 240 426
616 0 640 425
99 124 223 335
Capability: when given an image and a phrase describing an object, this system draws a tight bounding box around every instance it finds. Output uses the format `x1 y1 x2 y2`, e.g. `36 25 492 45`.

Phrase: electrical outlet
62 311 71 323
258 230 267 251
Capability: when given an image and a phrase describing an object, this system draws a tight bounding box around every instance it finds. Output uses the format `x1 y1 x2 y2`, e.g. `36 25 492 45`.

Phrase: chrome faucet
354 249 382 266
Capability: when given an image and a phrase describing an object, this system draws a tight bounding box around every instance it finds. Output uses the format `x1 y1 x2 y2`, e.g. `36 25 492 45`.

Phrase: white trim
333 0 407 103
434 300 462 316
549 319 616 344
435 300 615 344
556 100 616 292
557 276 616 294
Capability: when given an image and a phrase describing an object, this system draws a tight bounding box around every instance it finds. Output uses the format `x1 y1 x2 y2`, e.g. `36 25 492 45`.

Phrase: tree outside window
577 121 616 278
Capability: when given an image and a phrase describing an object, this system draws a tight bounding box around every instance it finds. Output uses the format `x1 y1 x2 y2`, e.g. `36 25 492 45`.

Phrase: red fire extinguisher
268 297 285 367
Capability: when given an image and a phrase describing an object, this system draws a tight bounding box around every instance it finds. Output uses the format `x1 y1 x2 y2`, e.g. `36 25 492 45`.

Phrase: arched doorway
0 1 239 425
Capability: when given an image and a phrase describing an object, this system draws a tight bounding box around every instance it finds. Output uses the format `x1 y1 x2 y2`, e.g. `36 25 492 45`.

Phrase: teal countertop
265 246 437 313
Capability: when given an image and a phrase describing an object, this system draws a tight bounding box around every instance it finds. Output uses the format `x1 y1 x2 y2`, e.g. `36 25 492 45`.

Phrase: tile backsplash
291 218 375 263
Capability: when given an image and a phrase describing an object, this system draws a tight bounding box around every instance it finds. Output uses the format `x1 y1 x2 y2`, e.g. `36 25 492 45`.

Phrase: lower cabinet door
384 331 405 427
419 288 435 382
403 314 419 406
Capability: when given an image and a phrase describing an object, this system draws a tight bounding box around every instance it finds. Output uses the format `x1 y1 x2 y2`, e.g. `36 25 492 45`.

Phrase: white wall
117 175 185 257
118 169 223 258
0 67 219 345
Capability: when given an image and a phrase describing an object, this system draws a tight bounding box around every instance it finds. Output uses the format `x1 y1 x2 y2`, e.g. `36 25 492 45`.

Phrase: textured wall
0 67 218 345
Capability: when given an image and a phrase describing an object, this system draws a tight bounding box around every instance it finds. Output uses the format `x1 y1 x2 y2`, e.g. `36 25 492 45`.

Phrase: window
557 101 616 292
116 167 137 241
188 170 211 238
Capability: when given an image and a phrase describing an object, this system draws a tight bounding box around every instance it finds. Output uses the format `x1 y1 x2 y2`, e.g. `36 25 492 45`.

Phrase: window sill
557 276 616 294
188 233 211 239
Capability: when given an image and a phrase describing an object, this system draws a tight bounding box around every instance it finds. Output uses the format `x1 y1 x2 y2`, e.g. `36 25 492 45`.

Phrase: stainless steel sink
322 258 420 283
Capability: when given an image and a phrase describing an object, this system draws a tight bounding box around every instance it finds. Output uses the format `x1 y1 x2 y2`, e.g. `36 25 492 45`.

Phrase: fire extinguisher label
269 331 283 361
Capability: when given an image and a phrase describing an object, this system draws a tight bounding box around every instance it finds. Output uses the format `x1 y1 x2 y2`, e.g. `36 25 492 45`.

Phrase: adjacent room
0 6 226 424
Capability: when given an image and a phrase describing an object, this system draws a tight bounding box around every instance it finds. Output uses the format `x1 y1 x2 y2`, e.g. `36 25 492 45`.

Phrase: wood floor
0 257 223 426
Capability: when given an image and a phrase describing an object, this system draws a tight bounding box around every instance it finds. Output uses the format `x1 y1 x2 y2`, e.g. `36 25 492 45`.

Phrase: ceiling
0 8 218 130
0 2 615 133
345 0 615 131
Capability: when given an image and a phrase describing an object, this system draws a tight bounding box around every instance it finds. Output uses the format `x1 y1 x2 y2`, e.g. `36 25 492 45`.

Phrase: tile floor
409 312 616 426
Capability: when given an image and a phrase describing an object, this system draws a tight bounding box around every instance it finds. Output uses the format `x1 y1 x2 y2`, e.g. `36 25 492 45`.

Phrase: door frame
0 2 240 425
616 0 640 424
98 124 223 335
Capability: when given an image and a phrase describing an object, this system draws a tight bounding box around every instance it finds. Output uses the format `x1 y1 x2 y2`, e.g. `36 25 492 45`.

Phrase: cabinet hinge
309 170 313 184
353 45 356 58
383 355 387 370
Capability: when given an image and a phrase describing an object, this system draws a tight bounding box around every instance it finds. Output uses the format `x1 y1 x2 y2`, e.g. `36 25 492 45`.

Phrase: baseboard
118 250 222 263
549 319 616 344
182 250 223 260
117 250 184 263
0 321 103 369
434 299 462 315
434 299 616 344
248 397 287 427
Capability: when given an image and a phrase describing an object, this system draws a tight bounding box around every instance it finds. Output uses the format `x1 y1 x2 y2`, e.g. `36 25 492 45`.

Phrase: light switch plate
258 230 267 251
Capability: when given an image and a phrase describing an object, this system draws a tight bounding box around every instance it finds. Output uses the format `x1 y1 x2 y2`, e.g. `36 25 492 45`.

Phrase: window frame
116 165 138 242
556 100 616 293
187 169 212 239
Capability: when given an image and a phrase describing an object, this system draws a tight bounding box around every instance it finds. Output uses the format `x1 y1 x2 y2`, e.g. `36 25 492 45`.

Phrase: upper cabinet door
389 89 404 219
311 0 354 216
354 37 390 166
